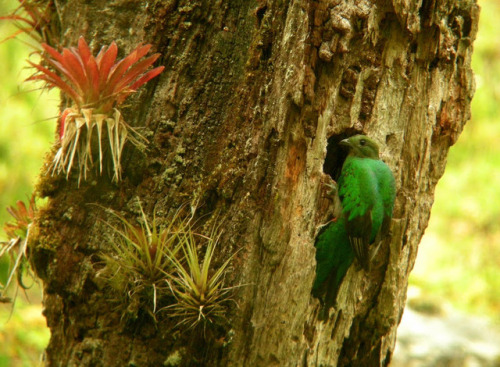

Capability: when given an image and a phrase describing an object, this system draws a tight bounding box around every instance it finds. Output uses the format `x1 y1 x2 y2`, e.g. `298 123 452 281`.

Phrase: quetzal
313 135 396 307
338 134 396 271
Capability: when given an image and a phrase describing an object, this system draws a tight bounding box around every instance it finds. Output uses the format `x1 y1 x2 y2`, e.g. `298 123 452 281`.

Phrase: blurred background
0 0 499 366
0 1 55 366
393 1 500 365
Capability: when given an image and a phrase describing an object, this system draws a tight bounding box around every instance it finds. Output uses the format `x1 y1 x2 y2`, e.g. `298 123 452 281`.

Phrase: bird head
340 135 380 159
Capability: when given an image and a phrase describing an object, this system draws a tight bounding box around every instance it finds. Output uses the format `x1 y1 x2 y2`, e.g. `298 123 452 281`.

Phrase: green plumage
312 216 353 298
313 135 396 311
339 135 396 271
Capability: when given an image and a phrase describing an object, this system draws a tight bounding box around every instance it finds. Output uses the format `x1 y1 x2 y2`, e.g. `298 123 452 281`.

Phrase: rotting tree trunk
30 0 478 366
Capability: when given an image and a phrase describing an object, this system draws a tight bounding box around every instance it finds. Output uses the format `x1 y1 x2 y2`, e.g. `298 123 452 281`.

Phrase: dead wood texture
30 0 478 366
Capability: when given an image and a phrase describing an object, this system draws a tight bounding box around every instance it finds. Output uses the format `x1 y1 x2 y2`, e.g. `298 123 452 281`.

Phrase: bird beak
340 138 351 147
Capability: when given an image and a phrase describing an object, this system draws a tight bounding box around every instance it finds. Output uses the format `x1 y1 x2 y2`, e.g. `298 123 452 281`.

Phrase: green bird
337 134 396 271
312 135 396 311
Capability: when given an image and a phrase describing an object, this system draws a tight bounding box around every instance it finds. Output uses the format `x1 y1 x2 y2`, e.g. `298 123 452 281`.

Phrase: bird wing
345 213 372 270
338 158 377 270
373 160 397 236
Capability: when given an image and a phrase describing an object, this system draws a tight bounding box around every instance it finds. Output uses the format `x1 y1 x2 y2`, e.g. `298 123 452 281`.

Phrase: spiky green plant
0 194 38 300
165 224 236 330
27 37 164 183
98 203 187 315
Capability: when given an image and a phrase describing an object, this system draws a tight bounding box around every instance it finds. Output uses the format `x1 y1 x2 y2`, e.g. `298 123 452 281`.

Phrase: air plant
3 194 36 240
99 200 238 328
98 203 186 316
0 0 55 45
0 194 38 301
165 224 237 330
28 36 164 183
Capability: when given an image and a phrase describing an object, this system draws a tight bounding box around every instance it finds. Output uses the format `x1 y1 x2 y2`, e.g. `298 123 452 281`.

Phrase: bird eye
360 139 366 146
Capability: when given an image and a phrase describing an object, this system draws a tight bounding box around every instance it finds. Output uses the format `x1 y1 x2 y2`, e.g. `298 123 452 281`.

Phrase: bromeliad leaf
0 0 55 45
29 37 164 113
3 194 37 240
97 202 188 317
27 37 165 183
165 224 237 330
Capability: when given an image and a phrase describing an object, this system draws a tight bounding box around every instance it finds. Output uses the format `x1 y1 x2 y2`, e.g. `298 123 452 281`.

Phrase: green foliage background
0 5 56 229
410 0 500 322
0 1 55 365
0 0 498 365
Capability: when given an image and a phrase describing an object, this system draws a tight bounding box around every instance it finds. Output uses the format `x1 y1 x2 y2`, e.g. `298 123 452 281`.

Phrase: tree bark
30 0 478 366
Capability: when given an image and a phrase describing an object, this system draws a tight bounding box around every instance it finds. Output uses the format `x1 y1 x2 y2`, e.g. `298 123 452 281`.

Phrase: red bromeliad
3 194 37 240
28 37 164 183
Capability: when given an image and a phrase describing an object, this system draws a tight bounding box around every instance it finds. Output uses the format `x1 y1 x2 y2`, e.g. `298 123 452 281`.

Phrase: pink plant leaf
77 37 92 63
113 53 161 93
105 44 152 96
0 14 34 27
76 37 100 102
31 38 163 111
95 44 107 64
41 57 86 100
27 61 81 103
115 66 165 105
3 194 37 239
84 57 101 105
60 48 87 93
41 43 65 63
128 66 165 91
1 0 53 44
96 43 118 87
0 28 28 45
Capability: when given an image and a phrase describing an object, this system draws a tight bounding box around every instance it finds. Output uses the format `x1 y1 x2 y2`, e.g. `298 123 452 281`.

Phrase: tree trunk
31 0 478 366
